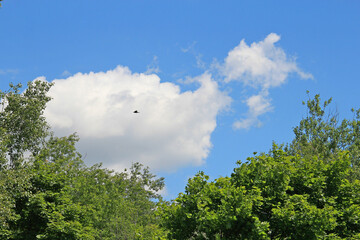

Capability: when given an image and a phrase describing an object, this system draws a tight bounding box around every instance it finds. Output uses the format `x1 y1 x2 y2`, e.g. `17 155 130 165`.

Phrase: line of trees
159 93 360 239
1 81 359 239
0 81 167 239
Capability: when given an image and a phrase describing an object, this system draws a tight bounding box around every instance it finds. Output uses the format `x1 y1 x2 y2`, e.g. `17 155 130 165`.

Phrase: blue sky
1 0 360 199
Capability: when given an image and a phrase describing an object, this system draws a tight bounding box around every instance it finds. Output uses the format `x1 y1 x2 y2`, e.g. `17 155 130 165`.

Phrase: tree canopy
159 94 360 239
1 79 360 239
0 81 167 239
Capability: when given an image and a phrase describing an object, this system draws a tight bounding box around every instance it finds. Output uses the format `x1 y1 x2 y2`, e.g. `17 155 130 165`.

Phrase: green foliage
0 81 167 239
160 172 269 239
160 93 360 239
161 148 360 239
72 162 166 239
289 93 360 178
0 80 55 239
0 134 96 240
3 78 359 239
0 81 52 168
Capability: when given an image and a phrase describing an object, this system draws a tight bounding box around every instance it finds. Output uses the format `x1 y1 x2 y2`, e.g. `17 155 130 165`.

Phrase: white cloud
181 41 197 53
222 33 312 88
233 93 273 130
61 70 72 77
44 66 230 172
246 94 273 116
233 118 258 130
145 56 160 74
0 69 19 75
221 33 312 129
41 33 311 170
195 54 206 70
157 185 169 198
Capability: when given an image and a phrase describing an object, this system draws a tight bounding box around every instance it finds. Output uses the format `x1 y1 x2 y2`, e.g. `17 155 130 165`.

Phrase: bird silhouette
133 110 139 113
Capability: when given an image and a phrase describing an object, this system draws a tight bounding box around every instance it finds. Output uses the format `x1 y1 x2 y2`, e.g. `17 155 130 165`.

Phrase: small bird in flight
133 110 139 113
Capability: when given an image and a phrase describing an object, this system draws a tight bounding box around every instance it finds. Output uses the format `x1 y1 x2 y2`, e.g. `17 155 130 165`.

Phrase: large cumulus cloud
44 66 230 171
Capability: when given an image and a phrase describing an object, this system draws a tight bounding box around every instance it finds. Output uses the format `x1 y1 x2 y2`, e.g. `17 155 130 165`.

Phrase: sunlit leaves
0 81 167 239
160 92 360 239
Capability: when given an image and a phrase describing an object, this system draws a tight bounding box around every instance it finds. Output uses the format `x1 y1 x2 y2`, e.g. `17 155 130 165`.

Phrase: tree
287 92 360 179
161 148 360 239
0 81 52 168
160 94 360 239
11 134 96 240
160 171 268 239
72 162 167 239
0 80 95 239
0 81 167 239
0 81 56 239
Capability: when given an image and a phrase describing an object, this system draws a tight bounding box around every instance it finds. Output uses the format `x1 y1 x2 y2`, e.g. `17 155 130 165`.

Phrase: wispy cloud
0 69 19 75
233 92 273 129
181 41 207 70
221 33 312 129
61 70 72 77
195 54 206 70
181 41 197 53
145 56 160 74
